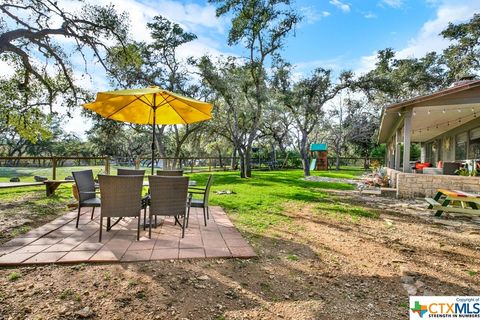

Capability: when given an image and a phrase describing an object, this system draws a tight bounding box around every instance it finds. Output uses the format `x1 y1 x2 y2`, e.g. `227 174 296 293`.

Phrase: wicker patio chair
98 175 144 242
156 170 183 176
117 168 146 176
72 170 101 228
148 176 190 238
117 168 148 225
188 174 213 227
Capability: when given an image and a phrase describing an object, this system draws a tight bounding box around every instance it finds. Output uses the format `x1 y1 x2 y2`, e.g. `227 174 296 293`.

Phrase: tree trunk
172 146 181 169
245 148 252 178
238 148 246 178
301 150 310 177
300 132 310 177
216 148 223 167
154 125 166 168
335 150 340 171
231 148 237 170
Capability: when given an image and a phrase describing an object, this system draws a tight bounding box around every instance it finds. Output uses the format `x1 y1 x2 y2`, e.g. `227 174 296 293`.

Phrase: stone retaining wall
384 167 480 198
385 167 401 188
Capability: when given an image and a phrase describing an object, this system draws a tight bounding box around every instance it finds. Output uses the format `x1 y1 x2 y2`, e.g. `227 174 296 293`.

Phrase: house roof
378 80 480 143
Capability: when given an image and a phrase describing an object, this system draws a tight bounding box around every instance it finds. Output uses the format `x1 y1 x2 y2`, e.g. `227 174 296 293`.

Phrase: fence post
52 156 57 180
191 158 194 173
209 158 212 172
105 156 110 174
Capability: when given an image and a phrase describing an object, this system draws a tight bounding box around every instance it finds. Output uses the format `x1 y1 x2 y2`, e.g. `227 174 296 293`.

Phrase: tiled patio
0 206 255 266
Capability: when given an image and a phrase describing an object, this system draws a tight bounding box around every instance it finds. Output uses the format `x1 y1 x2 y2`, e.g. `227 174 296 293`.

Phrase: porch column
403 110 412 173
395 129 401 170
385 139 390 167
420 143 426 163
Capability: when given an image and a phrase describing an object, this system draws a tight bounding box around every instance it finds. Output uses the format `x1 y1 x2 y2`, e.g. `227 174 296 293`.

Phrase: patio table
426 188 480 217
94 180 197 189
143 180 197 187
102 180 197 230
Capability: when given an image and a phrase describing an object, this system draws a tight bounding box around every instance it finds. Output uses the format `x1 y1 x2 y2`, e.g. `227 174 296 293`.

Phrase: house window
425 142 433 163
469 127 480 159
455 132 468 160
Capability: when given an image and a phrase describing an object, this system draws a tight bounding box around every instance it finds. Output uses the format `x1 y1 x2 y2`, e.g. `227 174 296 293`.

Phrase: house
378 78 480 198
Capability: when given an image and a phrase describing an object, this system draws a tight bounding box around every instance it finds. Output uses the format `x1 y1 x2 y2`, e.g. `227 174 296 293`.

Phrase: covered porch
379 79 480 174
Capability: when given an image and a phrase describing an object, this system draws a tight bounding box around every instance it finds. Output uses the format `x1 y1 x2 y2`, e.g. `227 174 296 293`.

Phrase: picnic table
426 188 480 217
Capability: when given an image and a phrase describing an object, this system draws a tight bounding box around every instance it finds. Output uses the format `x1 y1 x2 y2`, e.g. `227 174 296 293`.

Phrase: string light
413 110 417 116
458 109 462 112
398 112 401 117
428 110 431 115
412 110 478 134
443 109 446 114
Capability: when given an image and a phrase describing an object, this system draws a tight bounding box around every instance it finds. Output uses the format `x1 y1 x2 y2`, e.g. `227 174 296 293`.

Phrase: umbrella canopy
83 86 213 174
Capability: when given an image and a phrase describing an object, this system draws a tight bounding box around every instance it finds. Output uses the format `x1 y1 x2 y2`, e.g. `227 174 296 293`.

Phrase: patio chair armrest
188 190 206 194
188 186 206 191
79 191 96 195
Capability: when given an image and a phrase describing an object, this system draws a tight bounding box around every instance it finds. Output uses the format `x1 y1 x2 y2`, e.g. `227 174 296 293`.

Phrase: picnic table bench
0 180 74 196
426 188 480 217
0 182 44 189
44 180 75 196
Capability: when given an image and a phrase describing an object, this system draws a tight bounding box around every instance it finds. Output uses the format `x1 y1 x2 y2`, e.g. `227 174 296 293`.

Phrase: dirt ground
1 190 480 320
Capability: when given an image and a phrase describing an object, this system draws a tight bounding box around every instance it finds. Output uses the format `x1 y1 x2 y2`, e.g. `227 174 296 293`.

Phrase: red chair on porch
414 162 431 173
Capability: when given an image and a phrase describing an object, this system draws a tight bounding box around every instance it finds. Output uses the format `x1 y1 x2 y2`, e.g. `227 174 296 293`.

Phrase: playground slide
309 158 316 171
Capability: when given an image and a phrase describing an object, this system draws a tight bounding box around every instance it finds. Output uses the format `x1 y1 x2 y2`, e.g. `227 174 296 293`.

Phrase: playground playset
309 143 328 171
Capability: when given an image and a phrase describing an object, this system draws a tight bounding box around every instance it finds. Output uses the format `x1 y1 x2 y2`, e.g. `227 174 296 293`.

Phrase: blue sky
22 0 478 135
147 0 478 75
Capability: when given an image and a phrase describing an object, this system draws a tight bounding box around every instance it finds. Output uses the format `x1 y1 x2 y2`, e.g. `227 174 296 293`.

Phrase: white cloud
299 7 331 24
396 0 480 59
86 0 226 43
64 107 92 139
356 52 379 75
329 0 350 13
364 12 377 19
293 56 353 81
0 60 15 78
380 0 404 8
64 0 232 93
300 7 319 24
355 0 480 75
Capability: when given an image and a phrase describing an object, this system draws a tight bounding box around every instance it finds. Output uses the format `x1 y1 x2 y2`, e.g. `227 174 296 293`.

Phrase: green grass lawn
189 169 371 232
0 169 373 240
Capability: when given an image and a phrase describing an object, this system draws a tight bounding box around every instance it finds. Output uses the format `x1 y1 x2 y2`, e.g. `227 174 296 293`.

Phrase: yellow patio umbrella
83 86 213 174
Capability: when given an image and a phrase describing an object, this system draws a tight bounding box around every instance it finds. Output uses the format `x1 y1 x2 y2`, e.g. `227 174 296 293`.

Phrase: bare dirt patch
1 192 480 319
0 190 72 243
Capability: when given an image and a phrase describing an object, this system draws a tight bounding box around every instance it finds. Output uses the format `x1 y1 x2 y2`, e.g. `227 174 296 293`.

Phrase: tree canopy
2 3 480 178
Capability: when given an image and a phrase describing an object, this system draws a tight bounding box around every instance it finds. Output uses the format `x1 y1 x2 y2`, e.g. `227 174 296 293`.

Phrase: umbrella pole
152 95 156 176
